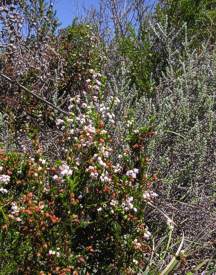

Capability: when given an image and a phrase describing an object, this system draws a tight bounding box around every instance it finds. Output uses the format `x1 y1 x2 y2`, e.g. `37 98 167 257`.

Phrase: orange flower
49 214 60 224
103 185 110 193
99 138 105 143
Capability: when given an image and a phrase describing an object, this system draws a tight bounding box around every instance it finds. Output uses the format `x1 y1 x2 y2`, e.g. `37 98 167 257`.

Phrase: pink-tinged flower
59 163 72 177
48 249 55 256
86 166 99 179
53 175 59 181
84 125 96 134
143 191 158 201
126 168 139 179
90 172 99 179
122 196 134 211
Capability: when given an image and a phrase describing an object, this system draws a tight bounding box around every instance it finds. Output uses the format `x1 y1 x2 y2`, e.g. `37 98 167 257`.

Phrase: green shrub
0 83 161 274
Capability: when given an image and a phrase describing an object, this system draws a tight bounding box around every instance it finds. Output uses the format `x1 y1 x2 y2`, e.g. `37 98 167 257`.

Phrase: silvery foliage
144 28 216 255
146 24 216 202
109 18 215 201
107 19 216 264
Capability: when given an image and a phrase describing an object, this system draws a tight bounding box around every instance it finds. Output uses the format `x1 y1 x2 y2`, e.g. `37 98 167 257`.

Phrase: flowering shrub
0 70 161 274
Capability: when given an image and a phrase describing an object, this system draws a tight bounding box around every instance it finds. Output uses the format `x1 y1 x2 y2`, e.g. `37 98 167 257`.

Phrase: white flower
143 191 158 201
123 196 134 211
95 80 102 86
81 103 87 108
39 158 46 165
127 196 133 202
75 95 81 102
11 202 19 214
100 174 111 183
86 166 95 171
133 259 138 265
110 199 118 207
113 164 122 173
126 168 139 179
53 175 59 181
56 119 64 126
84 125 96 134
110 119 115 124
0 188 8 194
97 157 106 168
97 207 103 212
59 164 72 177
133 238 142 248
68 104 73 110
90 172 98 179
0 175 10 184
48 249 56 256
69 129 74 135
133 207 137 212
107 113 112 119
103 151 110 158
144 230 151 240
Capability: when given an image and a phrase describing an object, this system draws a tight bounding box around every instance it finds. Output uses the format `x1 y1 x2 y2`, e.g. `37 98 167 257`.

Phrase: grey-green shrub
106 23 216 271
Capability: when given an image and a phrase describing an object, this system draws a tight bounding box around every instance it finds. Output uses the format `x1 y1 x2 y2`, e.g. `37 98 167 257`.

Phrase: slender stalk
0 73 69 116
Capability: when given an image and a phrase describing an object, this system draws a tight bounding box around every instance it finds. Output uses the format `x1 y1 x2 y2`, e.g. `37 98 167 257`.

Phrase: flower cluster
122 196 137 212
0 174 10 184
0 174 10 194
126 168 139 179
59 163 73 177
143 190 158 201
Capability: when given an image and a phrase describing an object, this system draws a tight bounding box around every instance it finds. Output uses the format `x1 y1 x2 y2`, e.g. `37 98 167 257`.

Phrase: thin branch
0 73 69 116
147 201 176 226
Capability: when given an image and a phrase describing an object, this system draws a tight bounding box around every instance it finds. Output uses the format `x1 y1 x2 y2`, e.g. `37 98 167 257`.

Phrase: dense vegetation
0 0 215 274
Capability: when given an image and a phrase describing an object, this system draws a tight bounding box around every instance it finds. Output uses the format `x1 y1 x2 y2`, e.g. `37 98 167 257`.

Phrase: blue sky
54 0 156 28
55 0 99 28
